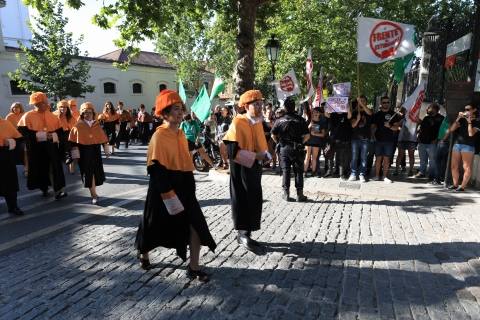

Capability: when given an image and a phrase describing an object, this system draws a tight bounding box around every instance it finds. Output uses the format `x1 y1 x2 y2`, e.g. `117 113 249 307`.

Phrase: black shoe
237 233 257 252
55 191 68 200
8 207 24 216
282 190 292 202
186 266 210 282
297 194 307 202
137 252 152 270
41 189 49 197
323 170 332 178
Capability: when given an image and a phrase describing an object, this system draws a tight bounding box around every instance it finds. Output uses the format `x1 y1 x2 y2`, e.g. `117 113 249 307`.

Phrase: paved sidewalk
2 170 480 319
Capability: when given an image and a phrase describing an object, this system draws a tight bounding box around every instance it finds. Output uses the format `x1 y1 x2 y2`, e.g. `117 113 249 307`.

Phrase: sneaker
447 185 458 190
359 175 366 183
348 175 357 181
455 186 465 192
371 176 382 181
414 172 425 178
383 177 393 183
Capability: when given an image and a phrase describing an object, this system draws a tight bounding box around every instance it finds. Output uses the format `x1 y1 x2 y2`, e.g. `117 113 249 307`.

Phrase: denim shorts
452 143 475 153
375 142 395 157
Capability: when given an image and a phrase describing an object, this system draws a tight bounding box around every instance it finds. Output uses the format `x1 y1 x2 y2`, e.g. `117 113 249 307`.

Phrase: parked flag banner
445 33 472 69
393 53 414 82
275 69 301 102
357 17 416 63
210 76 225 101
403 81 425 136
312 68 324 107
326 96 349 113
178 79 187 104
332 82 351 97
303 49 315 102
191 85 211 122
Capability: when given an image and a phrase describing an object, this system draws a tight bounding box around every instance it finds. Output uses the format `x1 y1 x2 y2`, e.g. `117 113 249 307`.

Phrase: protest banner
333 82 351 97
275 69 301 103
326 96 349 113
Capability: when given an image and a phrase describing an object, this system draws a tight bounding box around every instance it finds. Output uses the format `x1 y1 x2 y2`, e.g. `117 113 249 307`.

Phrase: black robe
135 161 216 261
18 127 66 192
72 143 105 188
0 146 19 196
102 121 117 146
226 142 263 231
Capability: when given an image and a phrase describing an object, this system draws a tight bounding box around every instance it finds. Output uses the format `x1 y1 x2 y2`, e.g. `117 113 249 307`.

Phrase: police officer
271 97 310 202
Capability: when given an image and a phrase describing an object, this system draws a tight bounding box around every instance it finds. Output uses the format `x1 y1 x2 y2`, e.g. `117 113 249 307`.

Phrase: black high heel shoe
186 266 210 282
137 252 152 270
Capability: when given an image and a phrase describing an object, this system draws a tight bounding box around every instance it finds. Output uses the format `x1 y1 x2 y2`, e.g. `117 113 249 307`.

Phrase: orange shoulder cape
98 112 119 123
53 110 77 131
17 109 62 132
5 112 23 128
223 114 268 153
68 120 108 145
147 123 195 171
0 118 22 146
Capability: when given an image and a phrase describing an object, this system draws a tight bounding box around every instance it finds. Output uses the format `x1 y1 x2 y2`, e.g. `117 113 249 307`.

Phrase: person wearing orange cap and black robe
53 100 77 174
98 101 119 155
17 92 68 199
69 102 109 205
5 102 28 174
135 90 216 282
223 90 271 252
0 117 24 215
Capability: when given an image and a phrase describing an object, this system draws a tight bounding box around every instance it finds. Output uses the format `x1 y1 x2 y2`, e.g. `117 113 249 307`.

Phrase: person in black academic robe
223 90 271 252
135 90 216 282
17 92 67 200
0 117 24 215
69 102 109 205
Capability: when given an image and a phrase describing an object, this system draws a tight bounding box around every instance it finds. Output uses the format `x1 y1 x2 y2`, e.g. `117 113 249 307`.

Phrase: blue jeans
435 141 449 181
350 139 369 176
418 143 437 178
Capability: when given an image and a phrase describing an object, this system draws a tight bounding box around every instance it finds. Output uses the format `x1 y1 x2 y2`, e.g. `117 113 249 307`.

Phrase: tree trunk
235 0 257 95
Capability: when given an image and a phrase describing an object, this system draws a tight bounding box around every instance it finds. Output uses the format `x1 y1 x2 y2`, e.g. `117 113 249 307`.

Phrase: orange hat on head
155 90 183 117
57 100 69 108
29 92 48 105
239 90 263 107
80 102 96 115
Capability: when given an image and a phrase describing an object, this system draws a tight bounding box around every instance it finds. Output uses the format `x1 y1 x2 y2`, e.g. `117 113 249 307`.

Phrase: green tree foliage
12 1 94 101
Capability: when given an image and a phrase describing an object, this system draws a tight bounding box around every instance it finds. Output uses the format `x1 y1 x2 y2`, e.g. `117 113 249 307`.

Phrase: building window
10 80 28 95
132 83 142 94
103 82 116 94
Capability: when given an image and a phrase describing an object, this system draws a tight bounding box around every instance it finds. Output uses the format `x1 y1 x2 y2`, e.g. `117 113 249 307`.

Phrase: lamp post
265 34 280 106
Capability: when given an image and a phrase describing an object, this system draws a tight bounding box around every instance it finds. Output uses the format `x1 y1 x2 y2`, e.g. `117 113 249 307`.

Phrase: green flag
437 116 449 140
210 76 225 101
393 53 414 83
178 79 187 104
191 85 211 122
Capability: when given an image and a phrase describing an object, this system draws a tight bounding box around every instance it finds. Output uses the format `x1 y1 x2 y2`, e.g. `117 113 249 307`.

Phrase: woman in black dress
135 90 216 282
97 101 119 155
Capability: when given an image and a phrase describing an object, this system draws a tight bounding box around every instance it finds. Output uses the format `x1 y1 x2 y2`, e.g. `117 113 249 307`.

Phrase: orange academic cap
80 102 96 115
155 90 183 117
239 90 263 107
29 92 48 105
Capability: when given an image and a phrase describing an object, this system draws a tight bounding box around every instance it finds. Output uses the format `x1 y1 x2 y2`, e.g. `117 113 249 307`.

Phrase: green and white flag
393 53 414 83
191 85 211 122
178 79 187 104
210 76 225 101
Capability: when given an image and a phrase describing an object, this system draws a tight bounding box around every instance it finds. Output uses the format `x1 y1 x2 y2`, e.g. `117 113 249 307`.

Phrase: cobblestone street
2 167 480 319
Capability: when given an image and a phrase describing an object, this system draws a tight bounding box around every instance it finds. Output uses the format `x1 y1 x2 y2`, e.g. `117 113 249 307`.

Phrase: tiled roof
97 49 175 69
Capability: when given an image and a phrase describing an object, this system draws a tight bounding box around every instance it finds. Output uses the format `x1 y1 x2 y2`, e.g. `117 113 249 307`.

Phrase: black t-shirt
351 111 372 140
418 113 444 144
373 110 398 142
329 113 352 142
271 113 309 145
454 118 480 146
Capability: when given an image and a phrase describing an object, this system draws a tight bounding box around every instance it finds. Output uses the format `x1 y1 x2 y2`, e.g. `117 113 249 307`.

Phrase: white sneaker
359 175 366 183
383 177 393 183
92 197 98 205
372 176 382 181
348 175 357 181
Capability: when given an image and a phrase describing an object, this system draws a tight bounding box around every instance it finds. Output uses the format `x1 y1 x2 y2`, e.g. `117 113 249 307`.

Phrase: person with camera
271 97 310 202
442 104 480 191
348 96 373 182
415 103 444 181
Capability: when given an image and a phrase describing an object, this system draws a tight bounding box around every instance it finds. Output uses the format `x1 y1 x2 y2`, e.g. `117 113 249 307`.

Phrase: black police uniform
271 112 309 200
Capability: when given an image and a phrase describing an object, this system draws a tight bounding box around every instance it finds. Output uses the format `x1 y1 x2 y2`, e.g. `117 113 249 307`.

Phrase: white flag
403 81 425 136
302 49 315 102
312 68 324 108
275 69 301 103
357 17 416 63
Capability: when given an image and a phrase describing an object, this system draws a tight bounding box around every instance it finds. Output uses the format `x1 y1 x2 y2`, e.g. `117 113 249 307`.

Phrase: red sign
369 21 404 59
280 76 295 92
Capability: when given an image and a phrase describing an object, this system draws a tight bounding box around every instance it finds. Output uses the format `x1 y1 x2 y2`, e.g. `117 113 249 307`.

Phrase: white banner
326 96 349 113
403 81 425 136
275 69 301 102
445 33 472 68
333 82 351 97
357 17 416 63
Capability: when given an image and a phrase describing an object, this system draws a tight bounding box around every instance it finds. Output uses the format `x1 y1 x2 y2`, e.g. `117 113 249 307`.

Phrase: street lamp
265 35 280 106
